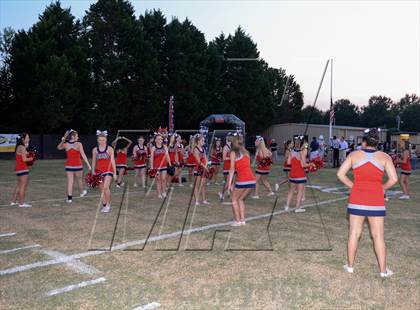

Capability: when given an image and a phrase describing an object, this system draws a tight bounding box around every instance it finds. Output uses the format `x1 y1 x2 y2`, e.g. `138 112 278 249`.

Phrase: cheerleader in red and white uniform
193 134 210 206
175 134 185 186
91 130 117 213
227 134 256 226
112 136 132 188
252 136 274 198
166 134 179 187
285 136 312 213
209 138 223 185
337 128 397 277
398 142 411 199
185 136 196 186
57 130 91 203
132 136 148 188
10 133 32 208
150 133 171 199
218 134 233 201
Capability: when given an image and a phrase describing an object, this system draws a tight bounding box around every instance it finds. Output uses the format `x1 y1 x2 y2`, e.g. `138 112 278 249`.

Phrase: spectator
318 135 325 159
332 136 340 168
411 144 417 170
339 136 348 164
310 137 320 160
270 138 278 163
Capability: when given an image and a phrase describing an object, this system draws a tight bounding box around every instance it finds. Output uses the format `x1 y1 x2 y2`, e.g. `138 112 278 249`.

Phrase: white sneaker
19 203 32 208
158 194 163 199
195 201 200 206
116 184 121 188
240 221 246 226
399 195 410 200
10 202 18 207
133 183 138 188
206 182 211 186
380 269 393 278
80 190 88 197
295 208 306 213
178 183 184 187
202 200 211 205
284 205 289 211
343 264 354 273
162 192 167 198
214 182 220 185
231 221 242 227
66 199 72 204
101 204 111 213
251 195 259 199
275 183 279 192
218 192 224 200
267 192 275 197
189 184 193 188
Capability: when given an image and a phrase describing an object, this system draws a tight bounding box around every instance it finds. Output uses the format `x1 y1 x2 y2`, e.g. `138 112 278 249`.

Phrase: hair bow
256 135 264 141
96 130 108 136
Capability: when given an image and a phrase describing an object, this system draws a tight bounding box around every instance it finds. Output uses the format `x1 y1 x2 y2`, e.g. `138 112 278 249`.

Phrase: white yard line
0 244 41 255
0 196 346 276
0 232 16 238
132 302 161 310
41 250 100 275
45 277 106 297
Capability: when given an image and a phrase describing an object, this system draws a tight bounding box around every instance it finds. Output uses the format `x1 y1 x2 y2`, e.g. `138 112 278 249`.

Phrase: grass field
0 159 419 309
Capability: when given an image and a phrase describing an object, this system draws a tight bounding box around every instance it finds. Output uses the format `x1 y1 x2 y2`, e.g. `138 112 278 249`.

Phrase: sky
1 0 419 110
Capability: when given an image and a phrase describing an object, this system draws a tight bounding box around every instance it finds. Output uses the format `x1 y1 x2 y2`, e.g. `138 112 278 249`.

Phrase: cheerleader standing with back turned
57 130 91 203
166 134 179 187
337 128 397 277
252 136 275 198
10 133 32 208
91 130 117 213
185 136 196 186
227 134 256 226
132 136 148 188
112 136 132 188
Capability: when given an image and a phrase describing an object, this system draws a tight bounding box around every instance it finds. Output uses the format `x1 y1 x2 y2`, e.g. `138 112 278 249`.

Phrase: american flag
169 96 174 133
329 98 335 125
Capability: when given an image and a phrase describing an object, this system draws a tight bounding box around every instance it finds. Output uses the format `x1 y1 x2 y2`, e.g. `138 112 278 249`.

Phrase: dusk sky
1 0 419 110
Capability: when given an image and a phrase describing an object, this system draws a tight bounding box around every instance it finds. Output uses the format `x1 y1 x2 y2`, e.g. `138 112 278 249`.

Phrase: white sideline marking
132 302 161 310
0 197 346 276
0 244 40 254
41 250 100 275
0 177 64 184
0 233 16 237
45 277 106 297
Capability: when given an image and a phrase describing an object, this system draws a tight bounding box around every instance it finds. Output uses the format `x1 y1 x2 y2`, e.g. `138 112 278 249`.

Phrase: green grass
0 159 419 309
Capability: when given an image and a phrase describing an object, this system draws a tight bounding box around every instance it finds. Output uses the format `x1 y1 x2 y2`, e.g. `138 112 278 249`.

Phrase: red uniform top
210 147 223 164
15 153 29 174
153 146 167 169
168 146 177 165
116 150 127 166
400 153 412 173
223 145 231 172
235 153 256 186
289 150 307 183
193 146 206 172
186 148 196 167
348 150 385 214
256 153 272 173
176 144 184 163
65 143 83 169
133 145 147 167
96 145 112 175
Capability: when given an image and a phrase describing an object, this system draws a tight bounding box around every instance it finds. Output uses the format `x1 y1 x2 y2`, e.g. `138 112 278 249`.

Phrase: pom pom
311 157 324 170
259 157 273 167
148 168 157 178
26 146 38 166
85 172 103 188
204 166 216 179
167 166 175 176
216 152 223 161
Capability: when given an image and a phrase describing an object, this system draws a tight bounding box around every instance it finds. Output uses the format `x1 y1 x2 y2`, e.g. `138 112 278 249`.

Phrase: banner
0 134 19 152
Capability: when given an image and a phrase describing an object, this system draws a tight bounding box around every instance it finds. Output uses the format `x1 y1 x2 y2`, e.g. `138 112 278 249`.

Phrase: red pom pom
259 157 273 167
390 153 399 168
26 151 37 166
204 166 216 179
148 168 157 178
85 172 103 188
311 157 324 170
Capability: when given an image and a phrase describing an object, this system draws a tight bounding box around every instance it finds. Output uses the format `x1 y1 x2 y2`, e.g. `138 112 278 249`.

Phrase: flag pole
329 59 333 142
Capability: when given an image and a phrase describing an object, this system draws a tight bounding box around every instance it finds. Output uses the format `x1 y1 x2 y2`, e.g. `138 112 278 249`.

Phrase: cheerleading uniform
176 144 184 166
400 153 412 176
168 146 177 165
65 142 83 171
193 146 206 176
256 153 272 175
116 150 127 169
186 148 196 168
210 147 223 166
96 145 113 177
153 146 167 171
223 145 232 175
234 153 256 189
133 145 147 169
289 149 307 183
15 153 29 176
347 150 386 217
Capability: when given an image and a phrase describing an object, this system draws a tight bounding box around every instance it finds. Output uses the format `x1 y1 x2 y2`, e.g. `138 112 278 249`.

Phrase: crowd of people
9 127 415 277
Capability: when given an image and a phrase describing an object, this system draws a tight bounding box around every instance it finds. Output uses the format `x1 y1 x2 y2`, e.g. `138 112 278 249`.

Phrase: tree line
0 0 419 134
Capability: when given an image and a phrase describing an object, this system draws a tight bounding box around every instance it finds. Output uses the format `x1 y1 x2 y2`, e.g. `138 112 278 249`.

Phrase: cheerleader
91 130 117 213
175 134 185 186
209 138 223 185
166 134 179 187
218 134 233 200
132 136 148 188
337 128 397 277
57 130 91 203
185 136 196 186
285 136 312 213
227 134 256 226
150 133 171 199
252 136 275 198
10 133 32 208
398 142 411 199
112 136 132 188
193 134 210 206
